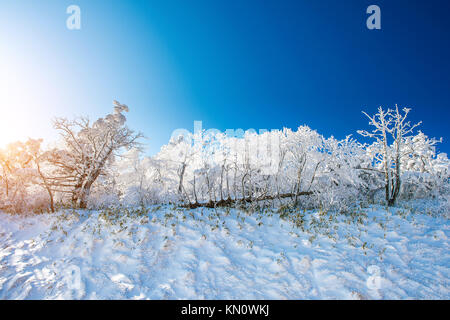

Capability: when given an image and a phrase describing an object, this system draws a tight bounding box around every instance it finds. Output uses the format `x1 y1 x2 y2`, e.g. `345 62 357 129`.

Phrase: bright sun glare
0 65 27 148
0 51 47 149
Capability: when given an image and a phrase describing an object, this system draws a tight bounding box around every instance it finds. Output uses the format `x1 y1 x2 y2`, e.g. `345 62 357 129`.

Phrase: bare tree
358 105 421 206
23 139 56 212
48 101 143 208
0 142 32 212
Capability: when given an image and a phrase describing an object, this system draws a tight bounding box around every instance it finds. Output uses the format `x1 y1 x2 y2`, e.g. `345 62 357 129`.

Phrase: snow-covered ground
0 205 448 299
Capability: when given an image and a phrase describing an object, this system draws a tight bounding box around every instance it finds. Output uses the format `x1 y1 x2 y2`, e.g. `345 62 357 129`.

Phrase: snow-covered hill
0 205 448 299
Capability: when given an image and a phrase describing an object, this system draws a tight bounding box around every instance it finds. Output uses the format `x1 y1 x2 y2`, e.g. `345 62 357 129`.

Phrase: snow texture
0 205 448 299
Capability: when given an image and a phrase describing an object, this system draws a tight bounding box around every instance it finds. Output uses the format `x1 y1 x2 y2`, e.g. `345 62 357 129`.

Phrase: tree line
0 102 448 214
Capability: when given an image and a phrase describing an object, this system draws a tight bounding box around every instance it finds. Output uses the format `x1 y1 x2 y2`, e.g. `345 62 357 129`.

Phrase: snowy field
0 205 448 300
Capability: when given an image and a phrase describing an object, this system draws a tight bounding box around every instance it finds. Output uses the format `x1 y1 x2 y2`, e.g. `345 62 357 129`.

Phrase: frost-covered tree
48 101 143 208
0 142 34 212
399 131 449 200
284 126 324 205
157 133 199 200
22 139 56 212
109 148 160 207
358 106 422 206
0 140 53 213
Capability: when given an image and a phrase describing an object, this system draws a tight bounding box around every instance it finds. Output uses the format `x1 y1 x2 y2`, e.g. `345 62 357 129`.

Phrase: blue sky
0 0 449 155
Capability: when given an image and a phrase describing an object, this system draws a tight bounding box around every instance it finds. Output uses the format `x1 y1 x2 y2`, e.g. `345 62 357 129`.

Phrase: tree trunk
178 163 186 194
36 162 55 213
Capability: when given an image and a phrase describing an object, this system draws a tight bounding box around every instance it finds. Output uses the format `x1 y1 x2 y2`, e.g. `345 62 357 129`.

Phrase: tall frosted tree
358 105 421 206
48 101 143 208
